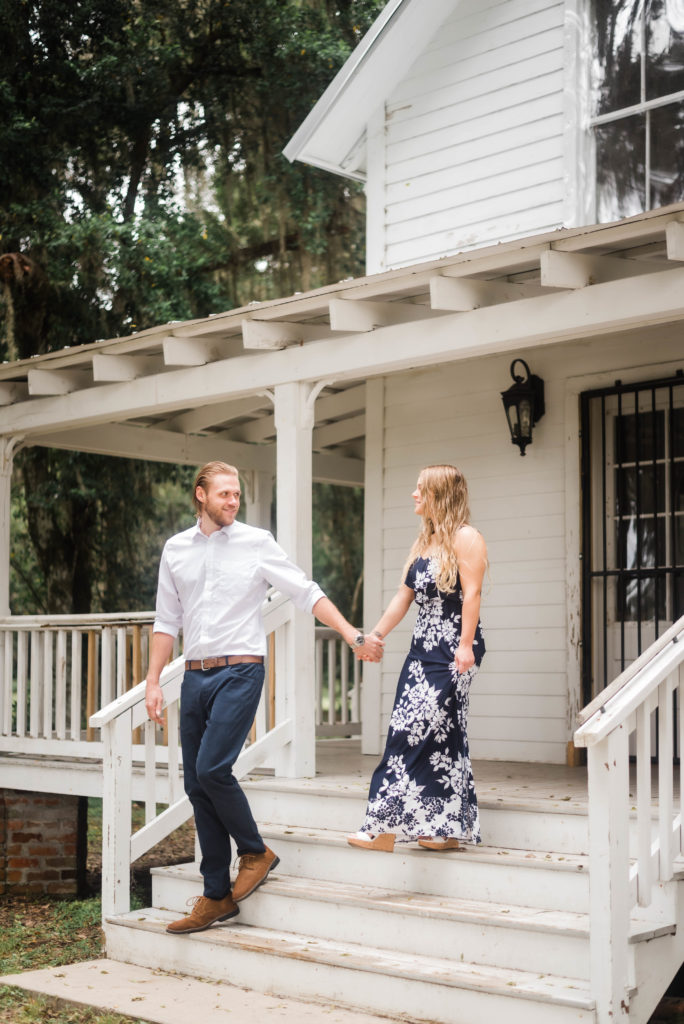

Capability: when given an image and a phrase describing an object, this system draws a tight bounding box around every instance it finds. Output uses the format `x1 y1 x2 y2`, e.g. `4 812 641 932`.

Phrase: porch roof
2 202 684 478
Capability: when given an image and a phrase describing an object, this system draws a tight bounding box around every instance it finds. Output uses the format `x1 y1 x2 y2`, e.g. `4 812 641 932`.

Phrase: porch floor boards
246 738 673 812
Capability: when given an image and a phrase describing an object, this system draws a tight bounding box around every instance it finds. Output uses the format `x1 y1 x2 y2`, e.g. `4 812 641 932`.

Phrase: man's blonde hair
193 461 239 515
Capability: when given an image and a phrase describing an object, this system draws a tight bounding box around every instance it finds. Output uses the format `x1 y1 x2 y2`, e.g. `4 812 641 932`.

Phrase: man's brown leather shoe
232 846 280 902
166 894 239 934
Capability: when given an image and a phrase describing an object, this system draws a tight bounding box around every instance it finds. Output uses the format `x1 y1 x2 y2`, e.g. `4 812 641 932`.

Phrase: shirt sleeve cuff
153 619 180 638
304 584 327 615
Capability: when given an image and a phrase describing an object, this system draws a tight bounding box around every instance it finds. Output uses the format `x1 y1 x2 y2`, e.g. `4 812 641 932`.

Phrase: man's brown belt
185 655 264 671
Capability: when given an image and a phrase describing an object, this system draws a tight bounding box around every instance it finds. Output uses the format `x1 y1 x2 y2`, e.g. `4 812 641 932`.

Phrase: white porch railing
89 591 296 918
574 615 684 1024
0 613 160 757
315 627 361 737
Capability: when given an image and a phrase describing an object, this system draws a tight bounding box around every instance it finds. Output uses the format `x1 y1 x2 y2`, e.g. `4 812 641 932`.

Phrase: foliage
313 483 364 622
1 0 381 613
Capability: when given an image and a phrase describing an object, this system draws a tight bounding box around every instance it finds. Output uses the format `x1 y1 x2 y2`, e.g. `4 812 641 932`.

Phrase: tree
1 0 382 613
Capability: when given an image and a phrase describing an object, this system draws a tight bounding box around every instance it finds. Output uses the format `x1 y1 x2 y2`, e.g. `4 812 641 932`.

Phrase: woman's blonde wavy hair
402 464 472 593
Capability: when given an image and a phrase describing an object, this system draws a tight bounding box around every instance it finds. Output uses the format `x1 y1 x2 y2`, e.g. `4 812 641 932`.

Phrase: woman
348 464 486 852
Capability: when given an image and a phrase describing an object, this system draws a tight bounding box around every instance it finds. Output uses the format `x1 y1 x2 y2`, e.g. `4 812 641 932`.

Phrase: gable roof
283 0 459 179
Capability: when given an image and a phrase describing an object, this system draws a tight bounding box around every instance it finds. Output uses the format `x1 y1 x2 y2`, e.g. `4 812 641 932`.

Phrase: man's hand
145 679 164 724
355 633 384 663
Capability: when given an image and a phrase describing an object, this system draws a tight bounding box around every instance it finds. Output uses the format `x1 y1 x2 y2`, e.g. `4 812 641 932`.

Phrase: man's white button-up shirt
153 520 326 658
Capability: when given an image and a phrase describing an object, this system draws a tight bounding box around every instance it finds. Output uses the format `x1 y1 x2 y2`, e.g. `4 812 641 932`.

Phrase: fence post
101 710 133 919
588 725 631 1023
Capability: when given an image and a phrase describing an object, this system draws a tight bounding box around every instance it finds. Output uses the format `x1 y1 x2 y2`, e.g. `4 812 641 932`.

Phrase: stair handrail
91 588 295 919
574 618 684 1024
576 614 684 728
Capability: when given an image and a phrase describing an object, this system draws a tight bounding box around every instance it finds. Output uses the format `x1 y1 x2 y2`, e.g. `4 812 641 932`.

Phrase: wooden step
152 862 592 978
105 909 596 1024
249 822 591 911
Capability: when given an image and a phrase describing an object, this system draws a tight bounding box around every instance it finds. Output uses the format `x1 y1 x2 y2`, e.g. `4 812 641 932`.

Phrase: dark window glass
596 115 646 221
617 573 666 620
646 0 684 99
614 410 665 463
649 103 684 206
616 516 666 568
616 464 666 516
593 0 642 115
674 406 684 459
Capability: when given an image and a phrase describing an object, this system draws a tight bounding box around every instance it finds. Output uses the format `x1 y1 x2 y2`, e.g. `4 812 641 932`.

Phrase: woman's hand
355 634 384 662
453 644 475 675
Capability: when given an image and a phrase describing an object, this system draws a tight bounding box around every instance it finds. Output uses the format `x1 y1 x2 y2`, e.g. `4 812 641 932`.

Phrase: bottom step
105 909 595 1024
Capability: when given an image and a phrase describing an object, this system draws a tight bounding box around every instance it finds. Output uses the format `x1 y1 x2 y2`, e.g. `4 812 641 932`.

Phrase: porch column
243 469 273 530
273 382 318 777
362 378 384 754
0 438 21 617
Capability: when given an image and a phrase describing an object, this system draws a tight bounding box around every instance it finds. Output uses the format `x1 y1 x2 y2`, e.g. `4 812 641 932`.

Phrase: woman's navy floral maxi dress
360 556 485 844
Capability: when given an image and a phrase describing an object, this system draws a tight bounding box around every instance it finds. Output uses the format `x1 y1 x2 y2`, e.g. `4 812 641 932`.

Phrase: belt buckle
200 657 213 671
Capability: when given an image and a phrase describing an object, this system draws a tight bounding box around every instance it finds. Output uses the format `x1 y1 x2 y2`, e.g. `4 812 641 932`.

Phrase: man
145 461 382 934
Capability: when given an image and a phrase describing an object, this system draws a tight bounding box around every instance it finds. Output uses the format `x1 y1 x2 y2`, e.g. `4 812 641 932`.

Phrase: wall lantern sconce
500 358 545 456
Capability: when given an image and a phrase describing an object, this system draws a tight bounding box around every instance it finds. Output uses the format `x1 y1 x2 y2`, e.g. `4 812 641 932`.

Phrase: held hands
354 632 384 663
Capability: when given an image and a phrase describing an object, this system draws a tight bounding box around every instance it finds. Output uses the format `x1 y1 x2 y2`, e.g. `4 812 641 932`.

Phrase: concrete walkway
1 958 398 1024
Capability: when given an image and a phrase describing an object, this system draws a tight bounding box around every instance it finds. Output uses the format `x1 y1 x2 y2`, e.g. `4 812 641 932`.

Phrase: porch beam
92 353 162 381
665 220 684 261
28 369 92 395
162 336 223 366
540 249 671 289
242 319 333 350
6 266 684 436
313 414 365 449
316 384 366 421
160 396 272 434
328 297 433 331
430 275 547 310
312 450 364 486
0 383 28 406
29 423 275 471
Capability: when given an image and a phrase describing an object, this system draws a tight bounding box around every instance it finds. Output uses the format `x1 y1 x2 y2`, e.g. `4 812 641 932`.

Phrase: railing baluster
86 630 98 741
352 656 361 721
116 627 126 698
658 674 675 881
315 633 323 726
167 702 181 804
0 631 7 735
42 630 54 739
3 630 13 735
16 630 28 737
100 628 114 708
144 719 156 824
636 701 652 905
340 642 349 724
70 629 82 741
327 639 336 725
29 630 42 738
55 630 67 740
680 663 684 855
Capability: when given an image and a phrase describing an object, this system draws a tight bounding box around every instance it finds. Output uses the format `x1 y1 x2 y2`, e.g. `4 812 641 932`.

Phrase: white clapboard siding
376 327 683 762
369 0 567 271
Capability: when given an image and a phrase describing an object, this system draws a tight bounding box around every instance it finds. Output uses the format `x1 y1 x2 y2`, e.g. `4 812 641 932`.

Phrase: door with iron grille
580 373 684 705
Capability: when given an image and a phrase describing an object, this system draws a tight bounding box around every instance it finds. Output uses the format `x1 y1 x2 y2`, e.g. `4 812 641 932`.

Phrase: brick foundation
0 789 87 895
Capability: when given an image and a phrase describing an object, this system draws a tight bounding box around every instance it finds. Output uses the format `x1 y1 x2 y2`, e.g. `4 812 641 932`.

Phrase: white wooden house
2 1 684 1022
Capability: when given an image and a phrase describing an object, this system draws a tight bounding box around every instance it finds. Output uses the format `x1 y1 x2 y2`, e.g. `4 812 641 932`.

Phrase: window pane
617 516 666 567
596 116 646 220
593 0 643 115
617 574 666 620
616 464 666 515
646 0 684 99
674 407 684 459
614 409 665 463
649 103 684 206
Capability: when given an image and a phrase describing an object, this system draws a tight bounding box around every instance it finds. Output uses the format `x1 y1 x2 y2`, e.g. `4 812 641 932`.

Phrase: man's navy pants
180 662 267 899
